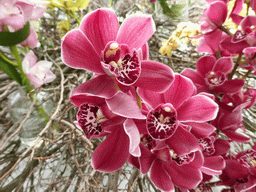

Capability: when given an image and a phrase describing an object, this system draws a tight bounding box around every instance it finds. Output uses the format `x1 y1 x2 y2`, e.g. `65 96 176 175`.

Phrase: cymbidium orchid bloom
22 50 56 88
211 102 250 143
197 29 232 57
61 8 174 97
220 16 256 54
200 1 228 32
71 86 148 172
131 140 204 191
136 74 219 153
241 47 256 74
181 56 245 94
219 143 256 192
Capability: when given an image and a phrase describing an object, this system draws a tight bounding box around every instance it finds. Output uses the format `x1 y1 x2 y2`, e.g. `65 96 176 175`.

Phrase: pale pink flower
22 50 56 88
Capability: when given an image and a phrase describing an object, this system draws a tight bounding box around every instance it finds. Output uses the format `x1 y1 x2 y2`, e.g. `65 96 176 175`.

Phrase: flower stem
228 54 242 79
220 25 233 37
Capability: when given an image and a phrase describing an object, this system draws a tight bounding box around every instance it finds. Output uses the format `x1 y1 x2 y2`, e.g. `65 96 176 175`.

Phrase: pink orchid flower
211 102 250 143
241 47 256 74
219 143 256 191
181 56 245 94
61 8 174 97
200 1 228 32
136 74 219 155
19 28 40 48
197 29 232 57
71 87 148 172
22 50 56 88
220 16 256 54
131 141 204 191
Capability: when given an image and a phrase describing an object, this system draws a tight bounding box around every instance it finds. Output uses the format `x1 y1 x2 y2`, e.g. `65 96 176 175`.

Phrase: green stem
0 50 18 66
10 45 31 87
220 25 233 37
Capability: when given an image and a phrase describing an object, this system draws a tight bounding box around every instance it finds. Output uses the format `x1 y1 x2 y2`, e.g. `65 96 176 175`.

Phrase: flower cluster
61 7 256 191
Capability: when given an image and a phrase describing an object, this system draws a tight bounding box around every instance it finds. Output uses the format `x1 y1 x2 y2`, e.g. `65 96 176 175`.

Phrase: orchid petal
150 160 174 192
106 92 146 119
206 1 227 27
201 156 225 175
79 8 119 55
124 119 141 157
116 15 155 50
164 74 196 109
61 29 104 74
225 160 249 179
164 161 202 189
213 139 230 156
213 57 233 74
177 95 218 122
137 88 165 109
222 130 250 143
139 144 156 174
166 126 200 156
133 60 174 92
196 56 216 77
187 122 216 138
70 75 118 106
92 125 129 172
215 79 245 94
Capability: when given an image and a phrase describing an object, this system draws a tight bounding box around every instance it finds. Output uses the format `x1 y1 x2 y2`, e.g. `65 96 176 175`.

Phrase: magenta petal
213 57 234 74
92 125 129 172
124 119 141 157
134 60 174 92
196 56 216 77
215 79 245 94
166 126 200 156
128 155 140 169
116 15 155 50
204 29 223 52
150 160 174 192
201 156 225 175
187 122 216 138
225 160 249 179
206 1 227 27
164 74 196 109
177 95 218 122
164 161 202 189
79 9 119 55
137 88 165 109
106 92 146 119
70 75 118 106
139 144 156 174
181 69 206 90
61 29 104 74
197 38 215 54
213 139 230 156
222 130 250 143
189 151 204 168
220 36 249 54
234 175 256 192
241 16 256 30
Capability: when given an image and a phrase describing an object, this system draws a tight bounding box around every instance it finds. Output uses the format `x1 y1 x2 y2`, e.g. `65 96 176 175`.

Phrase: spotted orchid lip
198 137 215 156
77 103 105 139
146 103 178 140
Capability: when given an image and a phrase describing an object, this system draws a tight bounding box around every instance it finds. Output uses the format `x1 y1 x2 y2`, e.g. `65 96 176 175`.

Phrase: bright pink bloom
61 9 174 97
197 29 232 57
219 144 256 191
133 141 204 191
220 16 256 54
211 102 250 143
181 56 245 94
136 74 218 153
71 89 147 172
200 1 228 32
241 47 256 74
22 50 56 88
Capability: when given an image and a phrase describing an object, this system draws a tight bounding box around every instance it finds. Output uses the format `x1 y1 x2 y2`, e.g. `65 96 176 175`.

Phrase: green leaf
159 0 185 19
0 56 22 85
0 22 30 46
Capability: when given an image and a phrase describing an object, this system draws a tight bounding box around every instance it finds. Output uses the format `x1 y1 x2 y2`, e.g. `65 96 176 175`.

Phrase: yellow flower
47 0 89 11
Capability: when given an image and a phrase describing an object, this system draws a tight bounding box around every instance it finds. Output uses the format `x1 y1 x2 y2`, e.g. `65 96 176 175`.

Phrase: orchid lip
101 41 141 86
239 149 256 168
146 103 178 140
77 103 106 139
205 71 225 87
